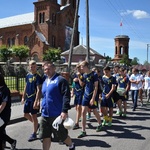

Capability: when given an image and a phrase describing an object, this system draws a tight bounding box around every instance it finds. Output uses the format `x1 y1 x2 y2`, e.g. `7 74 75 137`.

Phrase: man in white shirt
129 68 141 111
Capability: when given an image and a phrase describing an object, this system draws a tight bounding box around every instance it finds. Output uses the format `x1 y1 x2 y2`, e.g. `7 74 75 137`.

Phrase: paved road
5 98 150 150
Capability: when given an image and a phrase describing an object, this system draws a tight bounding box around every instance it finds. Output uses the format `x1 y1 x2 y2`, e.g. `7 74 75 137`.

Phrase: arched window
39 12 45 24
24 36 29 45
120 46 123 55
12 37 15 46
7 38 11 47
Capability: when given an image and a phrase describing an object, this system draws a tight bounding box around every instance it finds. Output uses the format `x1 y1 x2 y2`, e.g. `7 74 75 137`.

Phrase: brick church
0 0 79 62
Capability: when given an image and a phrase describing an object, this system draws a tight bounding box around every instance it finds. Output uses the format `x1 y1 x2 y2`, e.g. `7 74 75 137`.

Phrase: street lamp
147 44 150 62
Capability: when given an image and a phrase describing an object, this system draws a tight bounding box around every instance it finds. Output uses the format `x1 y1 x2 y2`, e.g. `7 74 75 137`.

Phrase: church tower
112 35 130 62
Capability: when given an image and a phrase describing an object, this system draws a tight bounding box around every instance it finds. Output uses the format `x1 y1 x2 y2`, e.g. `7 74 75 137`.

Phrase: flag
120 21 122 26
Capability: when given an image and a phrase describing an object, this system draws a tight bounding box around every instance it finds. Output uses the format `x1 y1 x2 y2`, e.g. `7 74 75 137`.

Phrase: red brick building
0 0 79 62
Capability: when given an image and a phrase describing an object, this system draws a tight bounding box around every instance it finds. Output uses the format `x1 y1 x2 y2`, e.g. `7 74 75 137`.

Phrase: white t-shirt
129 74 141 90
144 76 150 90
138 74 144 89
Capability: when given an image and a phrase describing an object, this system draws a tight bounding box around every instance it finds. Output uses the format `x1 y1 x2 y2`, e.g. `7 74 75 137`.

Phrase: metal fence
4 75 25 93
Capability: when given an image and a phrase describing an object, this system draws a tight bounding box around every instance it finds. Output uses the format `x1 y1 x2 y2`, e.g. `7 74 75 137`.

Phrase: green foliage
12 45 29 62
0 45 13 62
131 57 139 65
119 54 130 66
43 48 61 62
105 55 112 63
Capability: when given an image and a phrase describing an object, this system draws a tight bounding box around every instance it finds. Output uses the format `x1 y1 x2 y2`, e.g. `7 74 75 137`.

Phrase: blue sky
0 0 150 64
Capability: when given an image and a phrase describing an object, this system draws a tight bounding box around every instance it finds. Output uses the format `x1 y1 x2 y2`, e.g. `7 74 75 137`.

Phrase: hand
105 94 110 99
21 97 25 104
90 98 94 106
60 112 68 120
33 100 40 110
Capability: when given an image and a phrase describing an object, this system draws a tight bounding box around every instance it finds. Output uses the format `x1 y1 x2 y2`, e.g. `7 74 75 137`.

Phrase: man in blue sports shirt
77 61 102 138
21 60 42 142
71 64 84 130
101 66 116 127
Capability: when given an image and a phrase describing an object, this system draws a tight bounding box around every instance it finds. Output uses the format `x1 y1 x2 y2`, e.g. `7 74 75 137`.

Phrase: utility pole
67 0 80 72
147 44 150 63
86 0 90 64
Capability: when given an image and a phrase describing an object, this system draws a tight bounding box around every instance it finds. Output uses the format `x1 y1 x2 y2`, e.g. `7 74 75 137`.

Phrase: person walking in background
71 64 84 130
21 60 42 142
39 61 75 150
143 70 150 103
77 61 102 138
129 68 141 111
117 67 130 117
0 74 17 150
138 71 144 106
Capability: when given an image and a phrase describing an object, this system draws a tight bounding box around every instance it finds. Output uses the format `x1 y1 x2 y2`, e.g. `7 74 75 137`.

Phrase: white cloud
120 10 150 19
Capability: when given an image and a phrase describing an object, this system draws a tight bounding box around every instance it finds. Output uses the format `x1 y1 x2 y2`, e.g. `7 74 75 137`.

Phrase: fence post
16 74 19 91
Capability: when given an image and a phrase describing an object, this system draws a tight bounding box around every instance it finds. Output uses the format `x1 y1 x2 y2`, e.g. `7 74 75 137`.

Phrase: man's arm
90 81 98 105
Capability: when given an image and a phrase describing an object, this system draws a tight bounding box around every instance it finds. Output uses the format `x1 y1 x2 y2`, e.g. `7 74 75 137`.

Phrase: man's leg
43 138 51 150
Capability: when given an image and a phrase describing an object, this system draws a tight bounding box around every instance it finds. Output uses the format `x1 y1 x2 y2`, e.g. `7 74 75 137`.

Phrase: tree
0 45 13 62
131 57 139 65
105 55 112 63
12 45 29 63
119 54 130 66
43 48 61 62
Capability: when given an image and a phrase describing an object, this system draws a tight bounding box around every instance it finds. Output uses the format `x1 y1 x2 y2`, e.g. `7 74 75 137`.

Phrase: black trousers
0 123 14 149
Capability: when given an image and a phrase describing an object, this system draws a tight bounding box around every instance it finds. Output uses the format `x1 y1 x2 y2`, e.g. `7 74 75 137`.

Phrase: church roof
0 12 34 29
61 45 104 57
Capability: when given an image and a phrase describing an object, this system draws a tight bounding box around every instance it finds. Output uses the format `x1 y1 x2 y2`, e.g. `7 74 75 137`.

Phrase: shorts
112 91 120 103
38 117 68 142
119 95 127 101
82 95 98 109
24 100 39 114
101 93 114 108
74 94 83 105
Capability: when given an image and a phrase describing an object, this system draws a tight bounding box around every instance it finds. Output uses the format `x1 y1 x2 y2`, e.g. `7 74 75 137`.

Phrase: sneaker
11 140 17 150
77 131 86 138
73 123 79 130
107 121 112 127
86 114 91 120
116 110 122 116
28 133 37 142
96 124 102 132
122 113 127 117
69 143 75 150
102 119 107 126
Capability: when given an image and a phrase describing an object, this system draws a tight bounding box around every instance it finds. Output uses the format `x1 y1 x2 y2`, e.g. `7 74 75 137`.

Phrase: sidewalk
9 98 75 125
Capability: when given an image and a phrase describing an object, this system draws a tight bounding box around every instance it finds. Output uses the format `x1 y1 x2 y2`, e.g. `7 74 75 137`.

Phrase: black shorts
112 91 120 103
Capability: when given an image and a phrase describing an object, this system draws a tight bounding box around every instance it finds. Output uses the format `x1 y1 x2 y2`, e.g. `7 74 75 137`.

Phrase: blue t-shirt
73 73 84 96
25 72 42 101
118 76 129 89
82 71 98 100
102 75 116 94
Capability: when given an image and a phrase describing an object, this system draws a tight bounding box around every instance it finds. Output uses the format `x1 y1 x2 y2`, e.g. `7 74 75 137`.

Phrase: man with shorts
117 67 130 117
21 60 42 141
101 66 116 126
39 61 75 150
77 61 102 138
71 64 84 130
